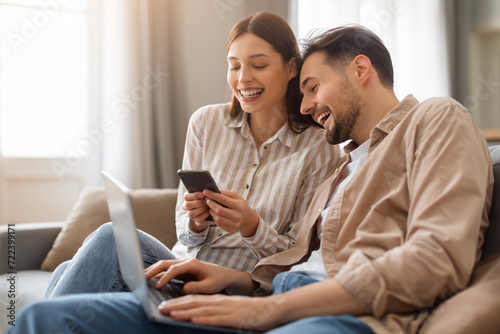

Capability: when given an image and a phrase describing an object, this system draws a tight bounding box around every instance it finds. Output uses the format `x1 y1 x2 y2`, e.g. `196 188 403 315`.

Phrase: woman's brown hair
226 12 318 133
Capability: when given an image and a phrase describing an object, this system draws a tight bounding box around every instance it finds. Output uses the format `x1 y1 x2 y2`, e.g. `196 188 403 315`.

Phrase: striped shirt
171 103 340 272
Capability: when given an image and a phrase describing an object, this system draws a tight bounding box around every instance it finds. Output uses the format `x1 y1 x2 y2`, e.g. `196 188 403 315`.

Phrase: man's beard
326 78 361 145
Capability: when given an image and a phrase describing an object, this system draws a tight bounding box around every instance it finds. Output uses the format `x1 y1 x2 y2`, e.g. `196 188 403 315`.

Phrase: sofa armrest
0 222 65 274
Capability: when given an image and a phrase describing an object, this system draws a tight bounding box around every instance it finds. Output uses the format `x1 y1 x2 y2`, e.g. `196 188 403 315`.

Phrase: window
0 0 89 157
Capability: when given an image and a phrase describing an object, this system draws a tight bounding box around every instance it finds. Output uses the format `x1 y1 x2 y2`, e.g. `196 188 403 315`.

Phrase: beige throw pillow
41 186 178 271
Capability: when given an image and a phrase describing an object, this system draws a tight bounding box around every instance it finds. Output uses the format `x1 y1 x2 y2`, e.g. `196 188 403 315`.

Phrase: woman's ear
287 57 298 81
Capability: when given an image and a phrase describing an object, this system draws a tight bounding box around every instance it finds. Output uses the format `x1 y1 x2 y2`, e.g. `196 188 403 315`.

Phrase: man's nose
300 96 314 115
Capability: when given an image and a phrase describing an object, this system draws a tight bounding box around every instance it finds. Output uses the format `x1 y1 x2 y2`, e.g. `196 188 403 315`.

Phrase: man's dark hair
302 25 394 88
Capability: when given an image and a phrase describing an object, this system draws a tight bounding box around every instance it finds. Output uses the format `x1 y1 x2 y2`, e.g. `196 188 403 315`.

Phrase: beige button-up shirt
251 95 494 333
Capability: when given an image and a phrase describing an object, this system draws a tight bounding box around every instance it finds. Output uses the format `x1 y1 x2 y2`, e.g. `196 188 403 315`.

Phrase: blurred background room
0 0 499 225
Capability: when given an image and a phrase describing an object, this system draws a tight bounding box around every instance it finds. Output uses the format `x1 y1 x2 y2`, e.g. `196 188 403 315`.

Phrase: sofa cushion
482 145 500 260
41 186 178 271
419 254 500 334
0 270 53 331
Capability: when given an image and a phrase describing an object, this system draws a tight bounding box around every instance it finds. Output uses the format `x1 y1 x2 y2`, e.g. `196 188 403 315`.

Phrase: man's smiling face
300 51 362 145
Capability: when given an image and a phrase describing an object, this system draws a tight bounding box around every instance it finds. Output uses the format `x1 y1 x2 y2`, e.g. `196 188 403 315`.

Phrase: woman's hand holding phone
182 192 212 233
177 170 259 236
203 190 260 237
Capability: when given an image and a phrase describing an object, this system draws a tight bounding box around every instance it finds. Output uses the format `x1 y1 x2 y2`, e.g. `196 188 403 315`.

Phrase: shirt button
263 146 267 150
245 184 249 189
218 232 223 237
253 163 258 168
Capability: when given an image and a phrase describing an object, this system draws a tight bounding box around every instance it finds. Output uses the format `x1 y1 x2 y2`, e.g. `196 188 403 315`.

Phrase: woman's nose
239 67 252 84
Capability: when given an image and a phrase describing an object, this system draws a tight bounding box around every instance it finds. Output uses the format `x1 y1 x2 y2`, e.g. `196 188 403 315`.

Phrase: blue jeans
8 271 373 334
46 222 176 298
266 272 373 334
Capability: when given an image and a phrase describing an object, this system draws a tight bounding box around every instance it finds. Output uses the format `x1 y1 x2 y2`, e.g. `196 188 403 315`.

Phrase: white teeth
240 89 264 98
316 111 331 125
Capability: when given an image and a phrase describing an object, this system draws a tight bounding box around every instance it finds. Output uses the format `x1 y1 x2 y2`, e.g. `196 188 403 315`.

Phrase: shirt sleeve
175 109 210 247
242 142 340 259
334 101 493 317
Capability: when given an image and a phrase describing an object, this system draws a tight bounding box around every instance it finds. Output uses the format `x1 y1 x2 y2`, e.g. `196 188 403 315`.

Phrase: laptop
102 171 251 333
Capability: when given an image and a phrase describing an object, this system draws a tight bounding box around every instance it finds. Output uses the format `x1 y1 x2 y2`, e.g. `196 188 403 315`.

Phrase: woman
45 11 339 298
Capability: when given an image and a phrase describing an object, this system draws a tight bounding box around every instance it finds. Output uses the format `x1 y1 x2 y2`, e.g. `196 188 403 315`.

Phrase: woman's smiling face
227 33 296 117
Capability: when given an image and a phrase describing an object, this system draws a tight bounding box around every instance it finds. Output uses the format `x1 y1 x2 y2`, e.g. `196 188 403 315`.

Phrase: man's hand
144 258 255 296
203 190 260 237
153 273 367 332
158 294 284 332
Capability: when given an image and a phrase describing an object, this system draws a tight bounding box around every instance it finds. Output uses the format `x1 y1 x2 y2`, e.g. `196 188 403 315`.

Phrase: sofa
0 146 499 333
0 187 179 332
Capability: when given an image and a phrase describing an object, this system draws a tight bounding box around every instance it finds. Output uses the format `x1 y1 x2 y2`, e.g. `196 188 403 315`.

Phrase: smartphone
177 170 221 193
177 170 221 221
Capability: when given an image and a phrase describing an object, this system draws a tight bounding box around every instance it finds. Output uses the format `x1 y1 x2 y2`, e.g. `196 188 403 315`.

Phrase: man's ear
352 55 372 86
287 57 298 81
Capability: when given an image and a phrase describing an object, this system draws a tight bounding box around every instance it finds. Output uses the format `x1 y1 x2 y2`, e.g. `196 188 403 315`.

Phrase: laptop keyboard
147 278 185 305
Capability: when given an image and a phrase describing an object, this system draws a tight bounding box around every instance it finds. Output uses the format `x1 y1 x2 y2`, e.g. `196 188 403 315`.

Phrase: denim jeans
9 271 373 334
46 222 177 298
266 272 374 334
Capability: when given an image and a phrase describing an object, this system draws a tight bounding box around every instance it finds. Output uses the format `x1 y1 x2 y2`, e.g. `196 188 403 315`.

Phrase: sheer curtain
294 0 452 101
100 0 178 189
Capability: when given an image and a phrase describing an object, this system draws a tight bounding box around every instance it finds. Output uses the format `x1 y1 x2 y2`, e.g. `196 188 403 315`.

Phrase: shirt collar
225 110 245 128
349 139 371 161
374 94 419 135
343 94 419 155
224 111 296 149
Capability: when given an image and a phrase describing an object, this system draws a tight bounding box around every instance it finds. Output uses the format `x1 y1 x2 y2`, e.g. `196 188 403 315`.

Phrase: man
9 25 493 334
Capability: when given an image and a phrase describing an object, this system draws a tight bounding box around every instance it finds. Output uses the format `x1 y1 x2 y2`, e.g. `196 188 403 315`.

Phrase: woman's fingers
207 213 238 233
182 198 207 211
182 191 213 223
184 192 206 201
186 206 210 220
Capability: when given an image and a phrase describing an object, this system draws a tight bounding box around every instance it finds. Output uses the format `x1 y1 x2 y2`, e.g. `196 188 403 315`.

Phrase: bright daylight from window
0 0 88 158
